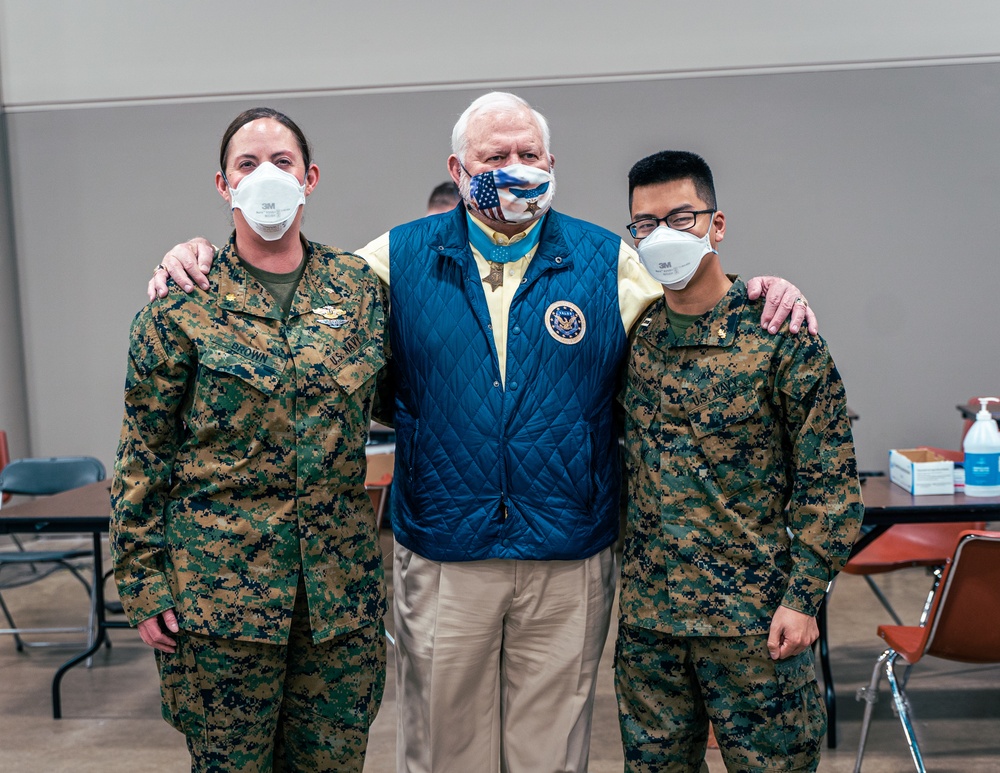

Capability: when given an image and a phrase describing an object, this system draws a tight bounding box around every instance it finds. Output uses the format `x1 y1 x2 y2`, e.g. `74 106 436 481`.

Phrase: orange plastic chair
853 530 1000 773
365 452 394 530
842 520 984 626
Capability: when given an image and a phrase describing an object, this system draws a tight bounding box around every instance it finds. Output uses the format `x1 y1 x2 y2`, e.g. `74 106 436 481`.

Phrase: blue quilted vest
388 208 627 561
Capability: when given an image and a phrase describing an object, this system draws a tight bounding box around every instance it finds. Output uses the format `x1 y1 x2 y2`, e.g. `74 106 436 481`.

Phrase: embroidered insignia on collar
545 301 586 345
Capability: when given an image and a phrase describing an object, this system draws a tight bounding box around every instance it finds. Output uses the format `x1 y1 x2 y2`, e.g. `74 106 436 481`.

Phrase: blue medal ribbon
466 212 545 265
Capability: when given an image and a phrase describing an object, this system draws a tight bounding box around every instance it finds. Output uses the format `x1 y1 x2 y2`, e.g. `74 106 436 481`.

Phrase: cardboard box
889 448 956 495
916 446 964 491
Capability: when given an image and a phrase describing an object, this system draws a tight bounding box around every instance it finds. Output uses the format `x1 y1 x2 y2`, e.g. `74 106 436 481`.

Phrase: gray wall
3 1 996 107
1 2 998 472
0 57 29 458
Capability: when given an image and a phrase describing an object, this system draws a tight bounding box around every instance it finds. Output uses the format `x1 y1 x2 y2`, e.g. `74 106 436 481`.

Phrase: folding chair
365 451 394 530
842 520 983 626
0 456 106 651
853 530 1000 772
845 445 980 631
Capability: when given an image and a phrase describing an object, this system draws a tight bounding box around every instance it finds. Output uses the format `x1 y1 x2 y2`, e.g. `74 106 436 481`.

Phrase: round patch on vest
545 301 586 345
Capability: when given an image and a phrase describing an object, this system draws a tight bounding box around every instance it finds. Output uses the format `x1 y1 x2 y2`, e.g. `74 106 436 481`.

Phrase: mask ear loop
705 210 719 254
221 171 236 210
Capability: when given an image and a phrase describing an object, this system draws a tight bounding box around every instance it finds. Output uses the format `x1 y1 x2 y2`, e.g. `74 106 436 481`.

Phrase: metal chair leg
0 588 27 651
1 559 95 651
917 568 943 626
854 648 890 773
885 652 926 773
862 576 905 625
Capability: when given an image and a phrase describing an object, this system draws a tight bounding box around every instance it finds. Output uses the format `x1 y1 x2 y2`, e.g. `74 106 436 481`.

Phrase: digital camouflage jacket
618 278 861 637
112 236 387 644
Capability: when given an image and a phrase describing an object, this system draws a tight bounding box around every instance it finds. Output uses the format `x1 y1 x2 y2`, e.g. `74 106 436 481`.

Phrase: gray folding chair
0 456 105 651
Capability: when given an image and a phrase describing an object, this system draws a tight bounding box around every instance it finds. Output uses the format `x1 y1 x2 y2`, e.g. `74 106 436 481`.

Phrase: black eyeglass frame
626 209 716 239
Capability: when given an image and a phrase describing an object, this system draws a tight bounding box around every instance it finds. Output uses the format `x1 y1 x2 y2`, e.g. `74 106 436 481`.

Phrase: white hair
451 92 552 165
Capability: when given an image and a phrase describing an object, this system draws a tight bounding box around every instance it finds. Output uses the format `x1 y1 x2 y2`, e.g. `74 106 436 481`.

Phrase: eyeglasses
626 209 715 239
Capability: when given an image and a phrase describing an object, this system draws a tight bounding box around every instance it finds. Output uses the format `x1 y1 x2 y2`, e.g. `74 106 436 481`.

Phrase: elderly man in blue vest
149 91 815 773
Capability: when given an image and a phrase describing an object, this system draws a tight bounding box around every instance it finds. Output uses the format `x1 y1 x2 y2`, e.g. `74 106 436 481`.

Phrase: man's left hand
747 276 818 335
767 605 819 660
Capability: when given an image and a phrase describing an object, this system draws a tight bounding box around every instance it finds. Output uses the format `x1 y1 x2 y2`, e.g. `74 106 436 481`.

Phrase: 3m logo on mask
545 301 586 345
227 162 306 242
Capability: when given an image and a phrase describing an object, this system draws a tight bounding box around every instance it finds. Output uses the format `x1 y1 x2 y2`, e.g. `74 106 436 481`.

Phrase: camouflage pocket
188 349 282 460
159 634 286 767
621 371 660 475
686 383 773 499
772 649 826 769
621 365 659 414
156 635 205 738
326 337 386 396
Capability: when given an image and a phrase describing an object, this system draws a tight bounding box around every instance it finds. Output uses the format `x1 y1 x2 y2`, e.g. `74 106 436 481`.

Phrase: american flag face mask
462 163 555 225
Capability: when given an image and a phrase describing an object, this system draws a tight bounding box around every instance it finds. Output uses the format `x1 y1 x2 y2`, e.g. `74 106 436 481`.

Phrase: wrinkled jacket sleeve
110 303 191 626
776 335 862 616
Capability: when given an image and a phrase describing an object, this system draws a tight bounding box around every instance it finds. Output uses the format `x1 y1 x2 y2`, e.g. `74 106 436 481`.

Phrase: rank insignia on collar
545 301 586 345
717 327 726 340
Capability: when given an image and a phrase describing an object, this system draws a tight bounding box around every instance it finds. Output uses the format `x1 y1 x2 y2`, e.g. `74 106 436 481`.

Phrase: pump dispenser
963 397 1000 497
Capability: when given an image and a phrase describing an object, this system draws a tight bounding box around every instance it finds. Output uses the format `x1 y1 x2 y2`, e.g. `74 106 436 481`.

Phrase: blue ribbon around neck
465 213 544 264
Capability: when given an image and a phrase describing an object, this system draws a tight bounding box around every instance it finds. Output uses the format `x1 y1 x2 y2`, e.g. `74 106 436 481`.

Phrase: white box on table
889 448 955 495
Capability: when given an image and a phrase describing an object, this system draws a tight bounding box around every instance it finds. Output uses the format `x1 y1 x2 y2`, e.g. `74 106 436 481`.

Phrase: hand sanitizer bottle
963 397 1000 497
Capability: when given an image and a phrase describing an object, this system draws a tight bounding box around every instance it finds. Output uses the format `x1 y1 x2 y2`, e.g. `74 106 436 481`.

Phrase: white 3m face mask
227 162 306 241
636 224 717 290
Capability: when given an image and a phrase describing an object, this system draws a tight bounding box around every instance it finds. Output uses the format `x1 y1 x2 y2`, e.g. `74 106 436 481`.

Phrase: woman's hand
137 609 180 652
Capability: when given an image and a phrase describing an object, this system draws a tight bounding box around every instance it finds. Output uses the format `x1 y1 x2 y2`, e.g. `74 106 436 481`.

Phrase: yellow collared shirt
356 214 660 385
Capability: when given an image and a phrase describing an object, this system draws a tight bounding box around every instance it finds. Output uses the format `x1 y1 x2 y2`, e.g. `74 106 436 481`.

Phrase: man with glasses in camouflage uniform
616 150 862 772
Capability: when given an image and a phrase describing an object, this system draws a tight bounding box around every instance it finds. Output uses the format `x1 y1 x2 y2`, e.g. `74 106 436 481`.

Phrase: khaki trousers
393 541 616 773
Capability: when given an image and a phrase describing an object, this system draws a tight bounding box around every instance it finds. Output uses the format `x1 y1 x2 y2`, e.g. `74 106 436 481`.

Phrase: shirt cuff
780 572 830 617
119 573 175 627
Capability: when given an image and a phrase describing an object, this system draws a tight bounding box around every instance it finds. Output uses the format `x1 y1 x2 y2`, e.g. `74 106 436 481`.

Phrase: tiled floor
1 530 997 772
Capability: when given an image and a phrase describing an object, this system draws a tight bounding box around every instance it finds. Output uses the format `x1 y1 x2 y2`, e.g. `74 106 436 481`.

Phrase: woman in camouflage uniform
111 108 388 773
